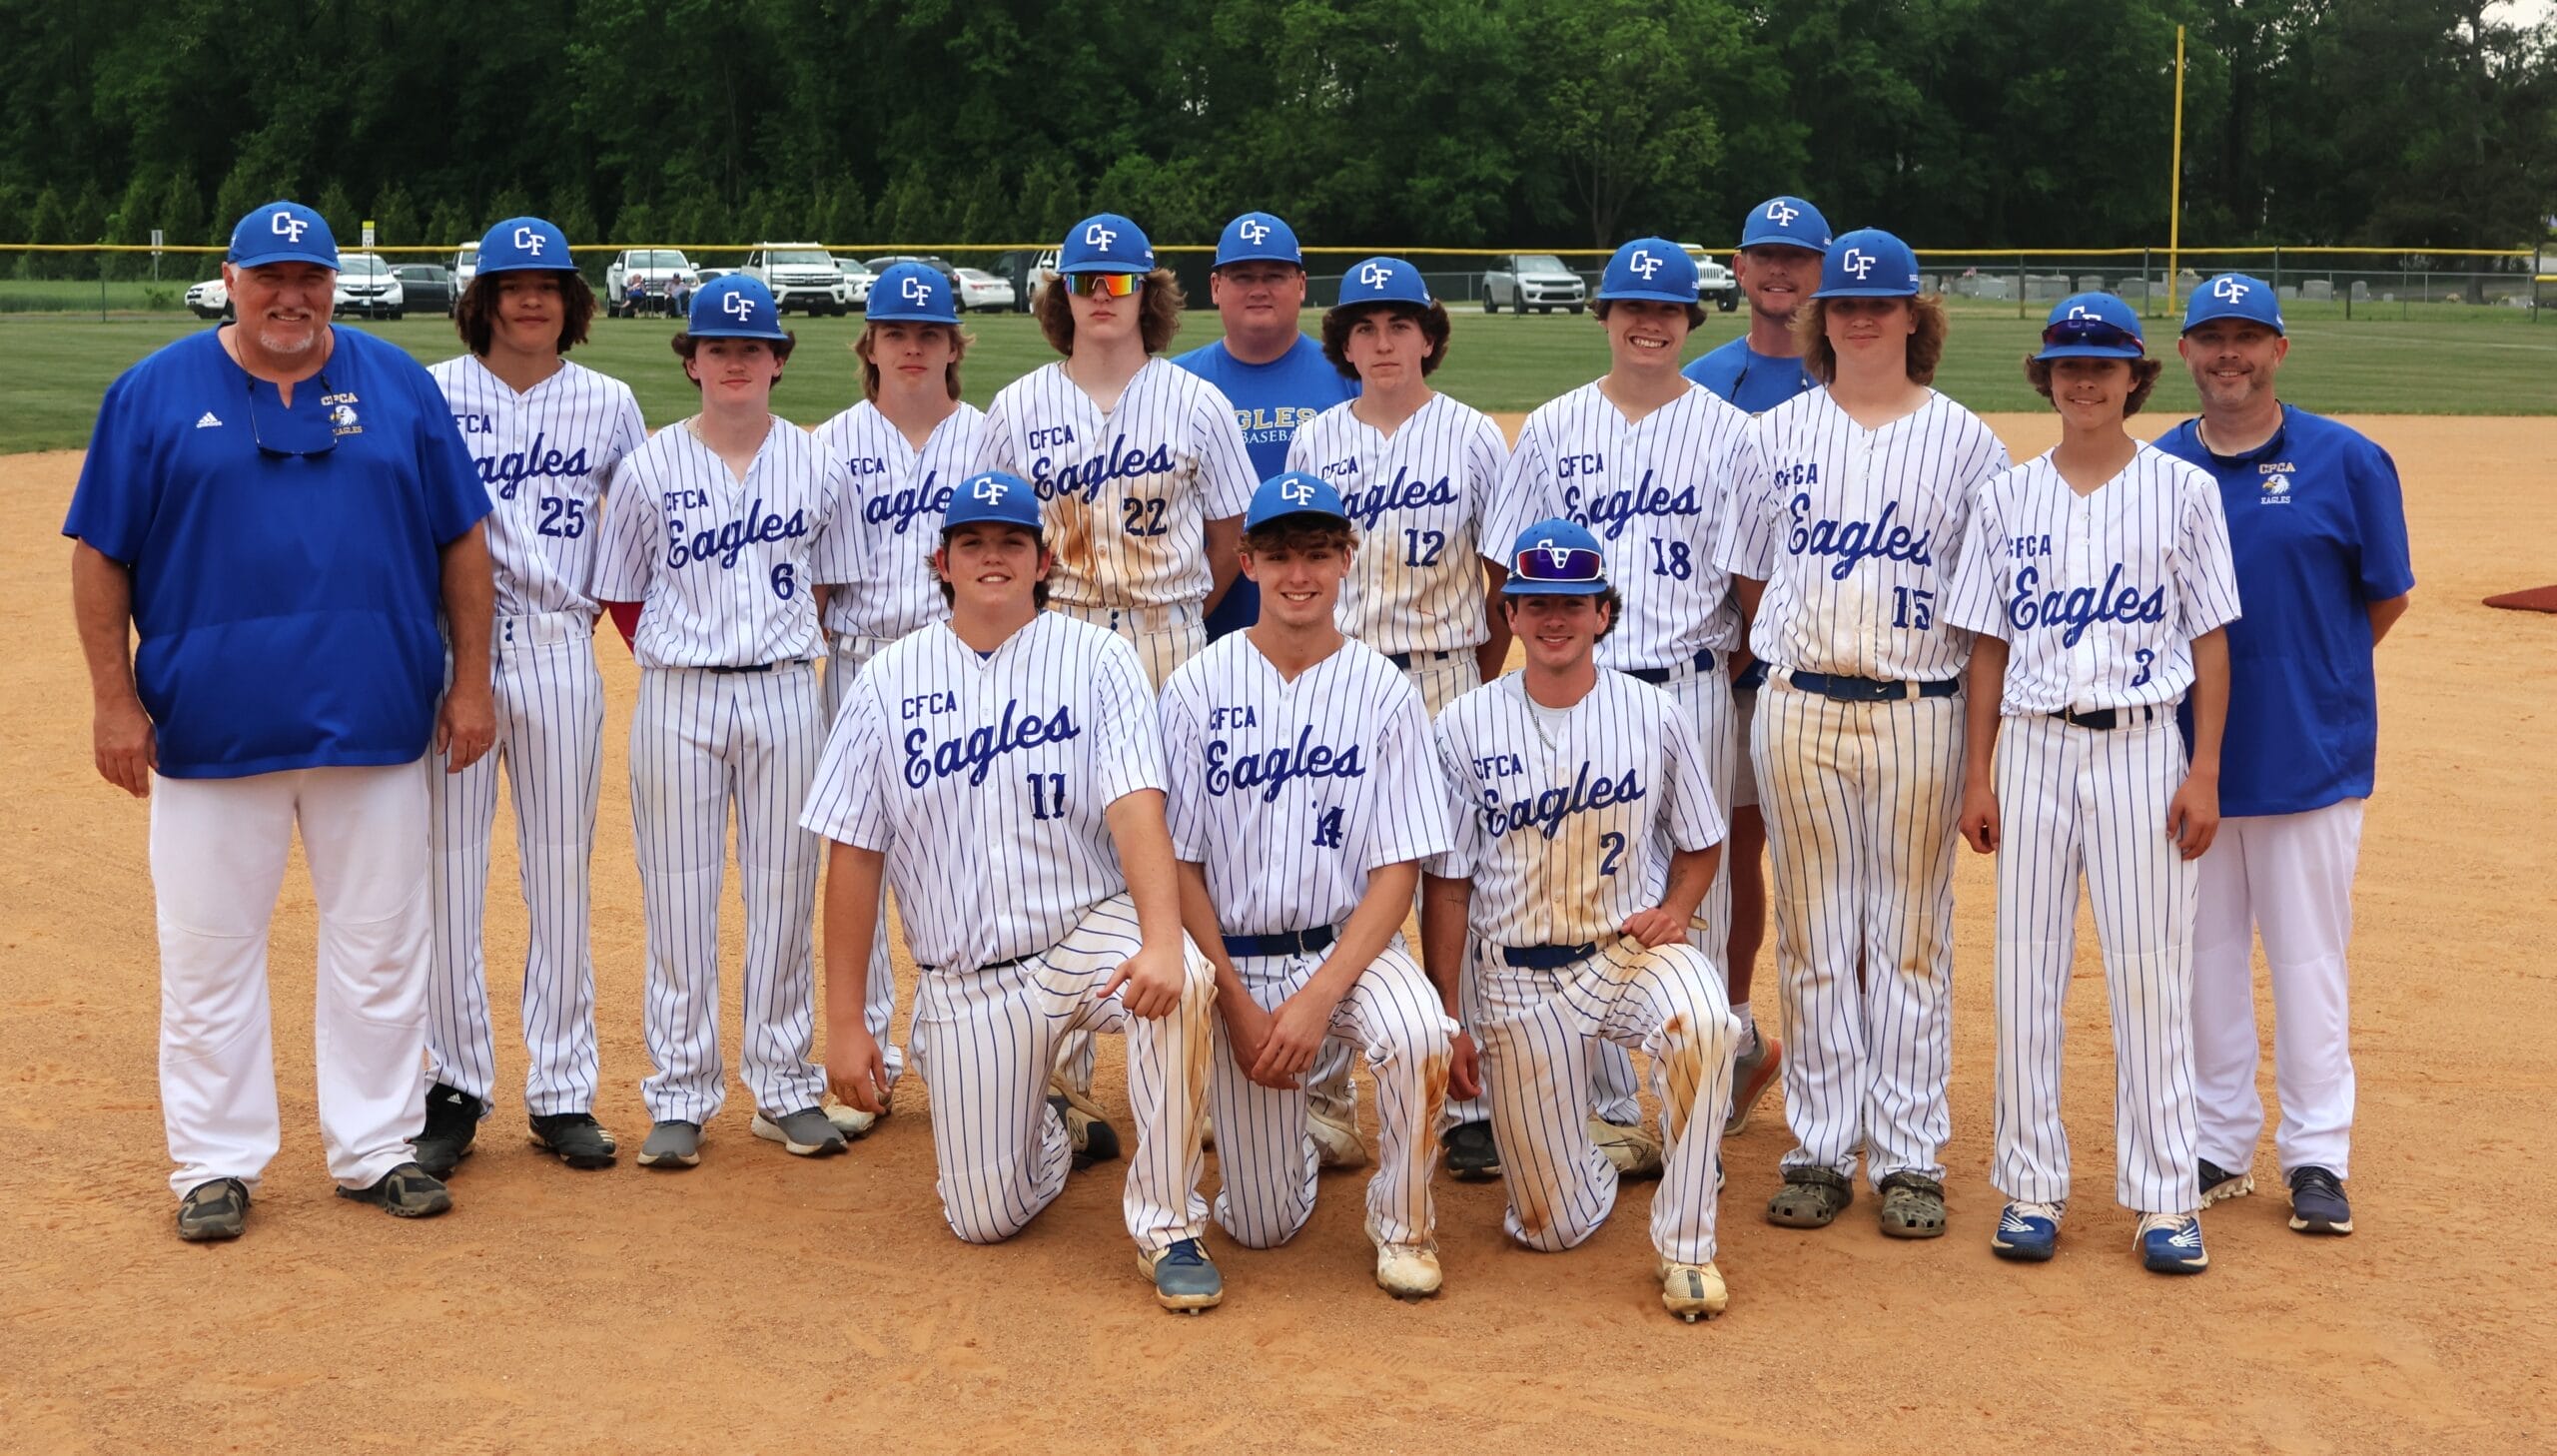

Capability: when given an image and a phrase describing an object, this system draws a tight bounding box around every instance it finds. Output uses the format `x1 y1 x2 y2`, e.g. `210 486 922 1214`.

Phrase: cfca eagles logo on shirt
322 389 364 436
2258 461 2295 505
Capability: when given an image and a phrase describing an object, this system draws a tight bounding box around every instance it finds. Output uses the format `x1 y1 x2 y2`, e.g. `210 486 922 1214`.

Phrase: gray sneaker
337 1161 452 1218
177 1177 249 1242
751 1105 849 1157
637 1119 703 1169
1138 1237 1225 1313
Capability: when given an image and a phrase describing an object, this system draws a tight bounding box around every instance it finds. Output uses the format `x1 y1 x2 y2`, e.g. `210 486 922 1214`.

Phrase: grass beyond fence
8 308 2554 456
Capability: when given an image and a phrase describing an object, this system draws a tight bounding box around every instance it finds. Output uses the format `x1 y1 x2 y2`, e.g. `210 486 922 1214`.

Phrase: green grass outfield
8 305 2552 454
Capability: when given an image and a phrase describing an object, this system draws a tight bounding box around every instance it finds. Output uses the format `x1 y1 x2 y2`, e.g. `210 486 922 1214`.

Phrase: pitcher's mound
2484 585 2557 613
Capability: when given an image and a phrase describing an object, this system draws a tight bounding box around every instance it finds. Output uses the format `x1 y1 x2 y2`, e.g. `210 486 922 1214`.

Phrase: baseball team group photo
8 1 2556 1450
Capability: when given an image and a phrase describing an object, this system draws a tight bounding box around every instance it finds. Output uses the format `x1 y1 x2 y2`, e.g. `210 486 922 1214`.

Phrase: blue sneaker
2137 1212 2209 1273
2286 1165 2354 1235
1991 1200 2063 1261
1139 1237 1224 1313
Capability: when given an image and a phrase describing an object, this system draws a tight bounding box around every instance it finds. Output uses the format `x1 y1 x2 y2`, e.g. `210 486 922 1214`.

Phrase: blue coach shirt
1172 333 1359 638
1682 335 1819 413
63 328 490 779
2154 404 2415 818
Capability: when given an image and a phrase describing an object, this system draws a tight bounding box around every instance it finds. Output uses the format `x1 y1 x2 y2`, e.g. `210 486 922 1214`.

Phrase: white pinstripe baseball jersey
1943 444 2243 713
1161 634 1450 935
1429 671 1724 946
799 613 1168 970
974 358 1257 609
428 355 648 617
588 419 850 669
1715 387 2011 679
1485 381 1754 671
812 401 984 641
1282 394 1507 655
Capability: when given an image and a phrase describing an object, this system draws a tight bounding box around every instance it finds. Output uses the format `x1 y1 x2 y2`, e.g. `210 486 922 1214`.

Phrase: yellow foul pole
2167 24 2186 311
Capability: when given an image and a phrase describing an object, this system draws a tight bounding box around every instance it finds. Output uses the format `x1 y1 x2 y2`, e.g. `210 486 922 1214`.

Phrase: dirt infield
4 415 2551 1454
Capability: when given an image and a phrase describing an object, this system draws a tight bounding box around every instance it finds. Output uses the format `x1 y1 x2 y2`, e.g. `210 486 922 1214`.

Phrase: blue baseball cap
1060 213 1154 275
475 217 575 276
1244 470 1353 532
1740 196 1833 253
2182 274 2285 336
1502 518 1611 596
687 275 788 341
868 261 959 325
1216 213 1302 269
2036 293 2146 360
228 202 339 270
1812 229 1921 300
1597 238 1700 305
1331 256 1432 309
942 470 1043 533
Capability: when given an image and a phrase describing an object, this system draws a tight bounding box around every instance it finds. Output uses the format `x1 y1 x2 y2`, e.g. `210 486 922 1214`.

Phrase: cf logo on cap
1538 540 1570 568
1842 248 1875 280
1357 261 1392 291
1240 219 1272 245
2212 276 2250 303
1083 222 1117 248
513 225 543 256
972 474 1009 503
270 210 310 243
901 274 932 303
1279 476 1316 505
2069 304 2099 320
721 289 754 320
1764 200 1799 226
1628 249 1664 280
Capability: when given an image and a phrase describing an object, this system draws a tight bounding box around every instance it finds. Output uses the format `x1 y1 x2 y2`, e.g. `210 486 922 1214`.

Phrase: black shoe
528 1111 618 1169
413 1083 481 1177
176 1177 249 1242
2198 1156 2254 1207
337 1161 453 1218
2286 1165 2353 1235
1049 1093 1121 1170
1445 1120 1501 1182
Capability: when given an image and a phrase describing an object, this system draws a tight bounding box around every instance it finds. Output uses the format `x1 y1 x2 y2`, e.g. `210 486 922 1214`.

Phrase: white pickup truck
1482 254 1588 314
604 249 701 318
739 244 855 317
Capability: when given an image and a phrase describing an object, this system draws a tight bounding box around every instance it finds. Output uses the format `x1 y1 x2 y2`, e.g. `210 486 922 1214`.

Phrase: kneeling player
1422 519 1741 1321
1163 472 1457 1298
801 472 1224 1313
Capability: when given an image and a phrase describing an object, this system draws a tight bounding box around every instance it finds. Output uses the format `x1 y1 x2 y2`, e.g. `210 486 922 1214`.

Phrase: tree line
3 0 2550 281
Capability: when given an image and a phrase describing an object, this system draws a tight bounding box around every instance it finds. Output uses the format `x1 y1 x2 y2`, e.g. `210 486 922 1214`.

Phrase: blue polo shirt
1171 333 1359 638
2153 405 2415 817
63 328 490 780
1682 336 1818 413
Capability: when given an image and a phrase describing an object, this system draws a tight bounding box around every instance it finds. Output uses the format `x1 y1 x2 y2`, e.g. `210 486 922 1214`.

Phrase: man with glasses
67 201 496 1241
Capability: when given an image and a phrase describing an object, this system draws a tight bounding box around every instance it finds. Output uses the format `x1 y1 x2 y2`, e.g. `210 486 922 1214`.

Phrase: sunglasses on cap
1511 544 1606 583
1067 273 1143 300
2040 317 2143 354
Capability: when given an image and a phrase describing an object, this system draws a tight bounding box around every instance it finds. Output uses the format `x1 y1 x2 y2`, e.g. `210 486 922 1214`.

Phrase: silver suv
1483 254 1588 315
740 244 854 317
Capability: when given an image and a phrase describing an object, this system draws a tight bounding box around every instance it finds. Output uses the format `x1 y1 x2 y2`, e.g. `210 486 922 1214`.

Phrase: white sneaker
821 1089 882 1138
1308 1106 1369 1170
1590 1116 1663 1178
1375 1242 1443 1299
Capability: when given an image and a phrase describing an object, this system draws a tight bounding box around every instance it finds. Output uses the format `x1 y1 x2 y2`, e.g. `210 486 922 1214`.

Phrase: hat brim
2034 342 2145 361
1501 578 1609 597
1595 286 1701 305
686 323 791 341
1739 235 1829 255
1216 251 1303 269
1811 283 1916 300
476 260 581 277
229 249 341 272
2179 306 2284 336
939 514 1044 538
1244 504 1354 533
1059 263 1150 276
866 306 962 326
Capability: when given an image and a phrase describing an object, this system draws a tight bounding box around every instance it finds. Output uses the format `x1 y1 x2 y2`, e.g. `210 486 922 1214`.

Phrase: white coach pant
1212 937 1453 1251
2192 800 2364 1179
1990 712 2201 1215
909 894 1215 1252
1474 937 1739 1265
153 762 432 1197
426 612 604 1117
629 664 828 1124
822 631 909 1092
1756 679 1964 1187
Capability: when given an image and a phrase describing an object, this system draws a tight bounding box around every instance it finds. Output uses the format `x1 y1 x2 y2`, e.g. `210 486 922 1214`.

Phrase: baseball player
1163 471 1457 1299
1945 292 2242 1274
1682 195 1835 1135
808 260 988 1138
1714 229 2011 1238
1421 518 1740 1322
589 275 852 1168
2156 276 2413 1236
800 470 1224 1314
411 217 646 1178
978 213 1258 1110
1473 239 1756 1185
1173 211 1360 642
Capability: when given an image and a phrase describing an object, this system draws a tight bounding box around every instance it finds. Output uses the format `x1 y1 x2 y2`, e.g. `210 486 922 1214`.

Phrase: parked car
1680 245 1740 311
184 278 231 321
333 252 406 319
1482 254 1587 314
604 249 701 318
739 244 855 316
395 263 457 316
953 268 1018 313
453 243 478 292
990 249 1051 313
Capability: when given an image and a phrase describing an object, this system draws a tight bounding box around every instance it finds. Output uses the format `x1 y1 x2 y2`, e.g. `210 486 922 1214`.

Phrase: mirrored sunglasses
2041 318 2142 354
1511 544 1606 583
1068 273 1142 299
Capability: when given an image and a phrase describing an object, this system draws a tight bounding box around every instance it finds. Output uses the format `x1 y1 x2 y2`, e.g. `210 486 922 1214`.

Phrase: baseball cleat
752 1106 849 1157
637 1119 703 1169
1308 1106 1369 1171
527 1111 618 1169
1725 1032 1783 1136
2198 1156 2254 1207
337 1162 452 1219
1444 1120 1501 1181
176 1177 250 1243
1591 1116 1664 1179
1658 1257 1729 1322
1138 1237 1224 1313
1992 1200 2064 1261
2285 1166 2353 1235
412 1082 480 1178
1047 1092 1121 1170
821 1089 884 1140
2136 1212 2209 1273
1374 1242 1443 1300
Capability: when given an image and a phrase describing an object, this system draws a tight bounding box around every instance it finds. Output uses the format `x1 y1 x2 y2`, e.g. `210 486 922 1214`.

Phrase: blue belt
1385 649 1460 671
1627 648 1715 685
704 658 807 675
1785 669 1960 702
2051 704 2161 731
1734 660 1769 692
1501 941 1599 970
1223 925 1338 959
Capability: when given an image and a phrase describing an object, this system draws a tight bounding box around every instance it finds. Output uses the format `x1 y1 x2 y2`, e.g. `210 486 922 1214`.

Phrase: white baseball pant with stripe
822 630 907 1092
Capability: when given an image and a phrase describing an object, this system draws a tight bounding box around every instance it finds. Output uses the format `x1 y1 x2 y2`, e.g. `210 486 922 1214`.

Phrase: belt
1222 925 1338 959
1058 600 1200 633
1501 941 1599 970
924 951 1034 975
1783 669 1960 703
2050 704 2162 731
1386 649 1461 671
1627 648 1716 685
702 659 808 675
1734 660 1769 692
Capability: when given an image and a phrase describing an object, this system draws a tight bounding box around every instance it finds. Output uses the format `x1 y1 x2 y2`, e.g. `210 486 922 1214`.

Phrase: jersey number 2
1597 831 1626 877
